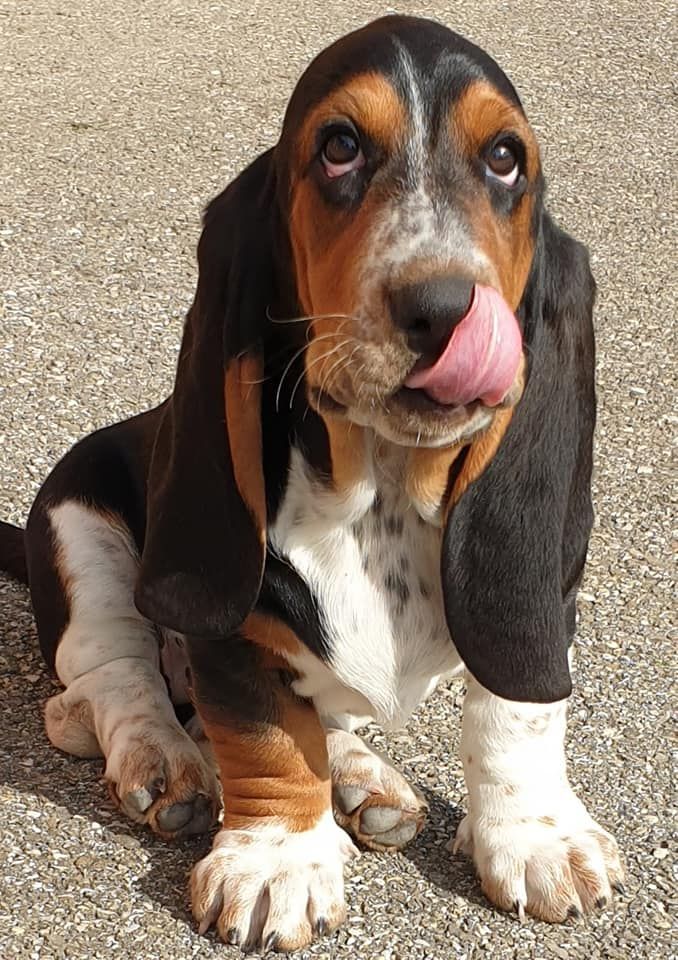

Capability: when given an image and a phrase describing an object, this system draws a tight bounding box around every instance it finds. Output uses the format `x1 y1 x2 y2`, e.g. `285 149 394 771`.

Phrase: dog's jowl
0 15 624 952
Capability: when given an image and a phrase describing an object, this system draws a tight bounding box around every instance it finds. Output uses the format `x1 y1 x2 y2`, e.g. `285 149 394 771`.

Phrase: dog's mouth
402 285 523 408
306 285 523 445
390 387 482 416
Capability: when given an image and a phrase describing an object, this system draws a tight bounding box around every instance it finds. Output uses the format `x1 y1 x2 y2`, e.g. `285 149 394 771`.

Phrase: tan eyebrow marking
295 72 408 180
451 80 540 181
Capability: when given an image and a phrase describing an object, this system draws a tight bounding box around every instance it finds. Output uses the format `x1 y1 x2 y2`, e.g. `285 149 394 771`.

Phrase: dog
0 15 624 952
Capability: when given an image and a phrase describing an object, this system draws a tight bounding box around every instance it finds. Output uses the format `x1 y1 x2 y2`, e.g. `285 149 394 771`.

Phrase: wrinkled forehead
281 16 524 142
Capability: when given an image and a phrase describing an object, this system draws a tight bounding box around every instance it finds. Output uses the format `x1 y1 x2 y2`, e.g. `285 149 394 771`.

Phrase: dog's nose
389 276 475 363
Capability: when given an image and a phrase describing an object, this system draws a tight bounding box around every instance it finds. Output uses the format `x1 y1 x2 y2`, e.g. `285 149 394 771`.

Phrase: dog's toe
157 794 214 835
359 805 404 834
333 785 370 815
122 785 158 816
328 729 427 852
369 819 419 848
107 725 220 838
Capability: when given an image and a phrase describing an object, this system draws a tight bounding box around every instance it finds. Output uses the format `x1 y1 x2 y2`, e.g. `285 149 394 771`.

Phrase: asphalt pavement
0 2 675 958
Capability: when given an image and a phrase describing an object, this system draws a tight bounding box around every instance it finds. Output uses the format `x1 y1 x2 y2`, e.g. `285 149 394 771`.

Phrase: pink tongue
405 284 522 407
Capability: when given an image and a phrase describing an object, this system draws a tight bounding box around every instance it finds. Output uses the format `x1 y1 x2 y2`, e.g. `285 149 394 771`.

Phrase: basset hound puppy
0 15 624 952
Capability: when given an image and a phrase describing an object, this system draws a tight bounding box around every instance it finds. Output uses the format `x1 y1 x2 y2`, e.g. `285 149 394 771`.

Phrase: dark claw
263 931 279 952
315 916 329 937
612 881 626 896
225 927 241 946
567 905 582 920
596 896 608 909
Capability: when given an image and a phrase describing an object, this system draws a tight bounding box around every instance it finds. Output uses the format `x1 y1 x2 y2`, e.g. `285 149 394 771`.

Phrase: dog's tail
0 521 28 585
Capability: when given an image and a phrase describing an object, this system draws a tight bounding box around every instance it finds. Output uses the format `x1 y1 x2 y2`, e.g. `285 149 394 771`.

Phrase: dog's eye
321 131 365 178
486 140 520 187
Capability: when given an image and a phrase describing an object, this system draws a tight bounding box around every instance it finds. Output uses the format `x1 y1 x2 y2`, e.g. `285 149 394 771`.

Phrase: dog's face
278 17 542 447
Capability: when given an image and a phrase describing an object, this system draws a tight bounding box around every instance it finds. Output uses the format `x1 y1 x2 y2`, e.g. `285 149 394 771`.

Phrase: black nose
389 276 475 364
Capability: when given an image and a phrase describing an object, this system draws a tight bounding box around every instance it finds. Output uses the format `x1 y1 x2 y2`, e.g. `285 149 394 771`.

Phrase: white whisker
274 329 354 412
268 309 355 325
289 341 352 410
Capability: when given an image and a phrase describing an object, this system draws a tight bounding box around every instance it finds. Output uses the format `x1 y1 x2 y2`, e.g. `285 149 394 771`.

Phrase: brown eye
321 130 365 178
486 140 520 187
323 132 358 164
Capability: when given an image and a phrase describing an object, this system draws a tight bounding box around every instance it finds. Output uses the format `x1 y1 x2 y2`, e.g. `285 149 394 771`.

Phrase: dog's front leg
454 674 624 922
186 629 356 952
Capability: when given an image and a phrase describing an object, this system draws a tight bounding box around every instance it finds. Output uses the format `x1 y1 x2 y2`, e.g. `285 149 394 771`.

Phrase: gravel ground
0 1 675 958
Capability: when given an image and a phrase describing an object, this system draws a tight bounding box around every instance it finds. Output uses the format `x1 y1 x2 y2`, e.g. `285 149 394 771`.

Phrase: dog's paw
106 722 220 838
328 729 427 851
191 812 357 951
452 795 624 922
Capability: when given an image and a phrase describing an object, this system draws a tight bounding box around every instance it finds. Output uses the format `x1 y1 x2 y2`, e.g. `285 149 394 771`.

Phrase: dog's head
276 15 540 447
136 17 596 703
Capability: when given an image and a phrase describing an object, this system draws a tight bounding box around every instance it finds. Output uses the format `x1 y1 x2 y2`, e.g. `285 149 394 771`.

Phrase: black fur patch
442 214 596 703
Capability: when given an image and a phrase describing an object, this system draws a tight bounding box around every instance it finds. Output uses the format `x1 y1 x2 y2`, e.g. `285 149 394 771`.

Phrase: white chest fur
268 441 462 728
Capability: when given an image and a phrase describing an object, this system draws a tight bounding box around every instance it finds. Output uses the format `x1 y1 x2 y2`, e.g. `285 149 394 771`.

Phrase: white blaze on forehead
362 40 493 283
393 39 427 182
373 187 478 270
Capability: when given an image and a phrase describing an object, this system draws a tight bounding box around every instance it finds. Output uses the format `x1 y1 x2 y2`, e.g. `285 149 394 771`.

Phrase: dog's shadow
0 583 488 938
401 784 478 896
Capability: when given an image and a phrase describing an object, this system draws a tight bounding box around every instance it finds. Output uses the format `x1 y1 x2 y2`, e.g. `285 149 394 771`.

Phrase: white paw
106 722 219 837
328 729 427 851
191 811 357 950
452 794 625 922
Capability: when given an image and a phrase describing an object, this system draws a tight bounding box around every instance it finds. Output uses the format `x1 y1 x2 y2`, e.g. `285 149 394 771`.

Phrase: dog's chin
310 385 495 449
362 400 495 449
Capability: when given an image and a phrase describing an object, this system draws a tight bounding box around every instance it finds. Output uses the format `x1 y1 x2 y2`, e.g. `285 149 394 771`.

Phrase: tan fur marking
482 869 575 920
452 81 540 308
449 409 514 506
322 415 368 495
453 81 540 180
224 355 265 537
290 75 406 374
295 73 407 181
406 444 464 516
568 846 608 910
240 611 303 658
527 714 551 735
291 179 381 319
201 691 331 833
447 359 526 511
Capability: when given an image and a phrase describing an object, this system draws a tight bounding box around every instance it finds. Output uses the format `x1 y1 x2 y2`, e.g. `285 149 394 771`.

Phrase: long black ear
442 211 596 702
135 151 276 636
